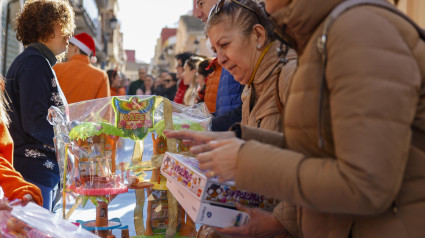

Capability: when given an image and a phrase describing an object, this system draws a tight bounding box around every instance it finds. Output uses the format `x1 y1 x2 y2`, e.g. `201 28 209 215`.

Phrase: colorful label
202 181 279 211
112 96 156 140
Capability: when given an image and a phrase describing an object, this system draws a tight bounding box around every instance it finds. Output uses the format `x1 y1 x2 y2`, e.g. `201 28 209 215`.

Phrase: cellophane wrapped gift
47 96 211 237
0 201 98 238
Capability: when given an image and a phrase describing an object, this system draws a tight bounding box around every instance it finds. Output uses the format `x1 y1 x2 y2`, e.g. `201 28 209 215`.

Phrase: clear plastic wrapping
47 96 211 236
0 202 98 238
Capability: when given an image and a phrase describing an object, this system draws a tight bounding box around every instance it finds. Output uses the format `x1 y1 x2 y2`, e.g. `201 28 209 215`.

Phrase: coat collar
69 54 91 64
28 42 57 66
252 41 296 86
270 0 343 55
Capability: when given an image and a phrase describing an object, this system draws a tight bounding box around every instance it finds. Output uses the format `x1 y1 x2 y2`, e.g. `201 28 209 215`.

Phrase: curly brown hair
15 0 75 46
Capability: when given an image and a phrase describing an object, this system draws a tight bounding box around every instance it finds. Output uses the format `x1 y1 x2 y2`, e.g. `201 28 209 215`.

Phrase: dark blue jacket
5 44 66 188
215 69 243 116
211 105 242 131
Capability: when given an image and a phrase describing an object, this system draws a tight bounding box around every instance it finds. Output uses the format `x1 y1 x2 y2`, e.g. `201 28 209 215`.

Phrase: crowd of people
1 0 425 237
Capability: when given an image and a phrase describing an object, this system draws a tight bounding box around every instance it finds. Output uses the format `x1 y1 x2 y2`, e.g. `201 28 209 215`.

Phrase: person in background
136 75 155 95
167 0 425 237
128 67 147 95
107 69 126 96
54 32 110 103
121 73 131 93
183 57 203 106
203 59 220 113
5 0 75 211
160 72 178 101
196 58 215 104
154 71 168 96
173 52 194 104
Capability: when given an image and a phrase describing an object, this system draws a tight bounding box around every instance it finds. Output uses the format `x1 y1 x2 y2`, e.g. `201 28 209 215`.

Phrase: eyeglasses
164 79 172 83
209 0 260 21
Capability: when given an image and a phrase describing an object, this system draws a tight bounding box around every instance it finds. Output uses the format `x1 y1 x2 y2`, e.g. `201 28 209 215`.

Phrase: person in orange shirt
54 32 110 104
0 78 42 206
107 69 126 96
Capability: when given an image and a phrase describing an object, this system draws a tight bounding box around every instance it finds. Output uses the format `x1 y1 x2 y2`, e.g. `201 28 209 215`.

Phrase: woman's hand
196 138 244 183
164 130 236 151
216 204 287 238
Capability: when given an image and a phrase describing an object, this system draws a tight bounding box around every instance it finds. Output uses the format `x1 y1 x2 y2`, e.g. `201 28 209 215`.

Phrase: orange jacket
0 122 42 205
204 62 221 113
110 87 126 96
53 55 110 104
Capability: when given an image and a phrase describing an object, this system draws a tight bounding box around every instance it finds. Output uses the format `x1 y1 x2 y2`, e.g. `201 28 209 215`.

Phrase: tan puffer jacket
241 41 297 131
235 0 425 237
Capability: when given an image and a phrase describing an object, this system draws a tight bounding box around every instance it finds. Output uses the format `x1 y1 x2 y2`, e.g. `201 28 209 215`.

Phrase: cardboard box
166 179 249 228
160 152 279 210
161 152 207 198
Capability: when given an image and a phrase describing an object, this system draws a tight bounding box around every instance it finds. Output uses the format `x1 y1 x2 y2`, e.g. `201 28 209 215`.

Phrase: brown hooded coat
241 41 297 131
235 0 425 237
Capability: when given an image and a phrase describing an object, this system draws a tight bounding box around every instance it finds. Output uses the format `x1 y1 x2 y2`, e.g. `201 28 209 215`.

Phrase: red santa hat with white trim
69 32 97 63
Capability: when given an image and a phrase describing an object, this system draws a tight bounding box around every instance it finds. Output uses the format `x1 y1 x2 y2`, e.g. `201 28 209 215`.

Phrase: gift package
48 96 212 237
161 152 278 228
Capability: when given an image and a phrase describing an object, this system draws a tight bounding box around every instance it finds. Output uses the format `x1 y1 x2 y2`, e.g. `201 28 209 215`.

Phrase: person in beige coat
205 0 296 132
166 0 425 237
197 1 297 237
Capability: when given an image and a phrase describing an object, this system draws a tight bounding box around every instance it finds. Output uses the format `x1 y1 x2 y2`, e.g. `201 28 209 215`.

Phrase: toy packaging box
161 152 279 227
166 179 249 228
160 152 278 210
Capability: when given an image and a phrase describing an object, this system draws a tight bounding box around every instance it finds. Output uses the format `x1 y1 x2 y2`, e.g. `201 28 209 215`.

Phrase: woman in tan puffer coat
166 0 425 237
205 0 297 132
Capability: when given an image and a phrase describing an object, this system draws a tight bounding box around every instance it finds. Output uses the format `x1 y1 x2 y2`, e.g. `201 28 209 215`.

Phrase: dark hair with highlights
206 0 275 42
175 52 195 66
107 69 119 87
15 0 75 46
198 59 215 77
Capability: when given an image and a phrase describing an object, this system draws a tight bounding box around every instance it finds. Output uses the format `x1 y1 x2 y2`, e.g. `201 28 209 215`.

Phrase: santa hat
69 32 97 63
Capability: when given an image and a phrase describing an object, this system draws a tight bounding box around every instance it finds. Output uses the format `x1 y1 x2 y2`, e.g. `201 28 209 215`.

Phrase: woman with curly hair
5 0 75 210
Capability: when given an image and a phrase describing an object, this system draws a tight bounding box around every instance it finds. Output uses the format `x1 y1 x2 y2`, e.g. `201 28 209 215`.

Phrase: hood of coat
270 0 344 55
251 41 297 97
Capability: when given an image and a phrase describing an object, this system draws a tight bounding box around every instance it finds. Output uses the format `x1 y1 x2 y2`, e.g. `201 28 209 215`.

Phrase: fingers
164 130 197 141
21 194 34 206
205 170 215 178
198 161 214 172
191 138 234 154
235 203 249 213
190 143 213 154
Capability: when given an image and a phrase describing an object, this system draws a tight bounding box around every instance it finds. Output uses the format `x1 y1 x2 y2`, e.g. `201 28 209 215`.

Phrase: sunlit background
1 0 423 82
